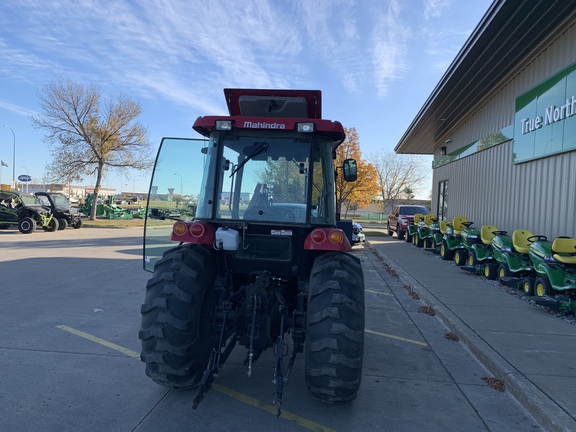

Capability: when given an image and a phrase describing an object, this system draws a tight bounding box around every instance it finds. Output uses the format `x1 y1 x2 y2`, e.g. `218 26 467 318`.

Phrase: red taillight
311 230 326 243
189 222 205 237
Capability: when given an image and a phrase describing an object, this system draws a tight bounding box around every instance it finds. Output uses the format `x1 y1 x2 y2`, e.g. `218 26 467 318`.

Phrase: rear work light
297 122 314 133
216 120 233 130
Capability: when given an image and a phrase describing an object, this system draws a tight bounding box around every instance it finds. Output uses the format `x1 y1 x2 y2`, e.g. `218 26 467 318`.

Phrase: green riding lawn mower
439 216 468 261
405 213 425 244
412 214 437 248
458 223 498 270
527 235 576 314
484 229 534 285
456 224 576 314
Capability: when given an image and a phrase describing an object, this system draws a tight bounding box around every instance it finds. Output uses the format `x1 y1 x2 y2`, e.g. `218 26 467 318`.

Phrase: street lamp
3 125 15 190
22 166 28 193
174 173 183 196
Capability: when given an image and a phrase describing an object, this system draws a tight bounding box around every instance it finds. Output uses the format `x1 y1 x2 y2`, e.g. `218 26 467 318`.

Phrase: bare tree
369 150 429 212
31 80 153 219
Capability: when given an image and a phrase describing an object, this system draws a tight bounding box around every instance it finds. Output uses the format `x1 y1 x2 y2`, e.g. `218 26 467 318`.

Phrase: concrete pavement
367 235 576 432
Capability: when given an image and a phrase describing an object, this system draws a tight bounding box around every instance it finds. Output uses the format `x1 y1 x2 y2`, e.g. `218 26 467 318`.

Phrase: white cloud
371 0 411 97
0 100 37 117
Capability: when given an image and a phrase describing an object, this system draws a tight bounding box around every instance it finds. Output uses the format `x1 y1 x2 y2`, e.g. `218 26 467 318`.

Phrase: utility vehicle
140 89 365 416
34 192 83 229
0 190 58 233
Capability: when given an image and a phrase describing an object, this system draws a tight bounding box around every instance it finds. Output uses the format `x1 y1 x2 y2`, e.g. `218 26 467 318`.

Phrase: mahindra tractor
140 89 365 416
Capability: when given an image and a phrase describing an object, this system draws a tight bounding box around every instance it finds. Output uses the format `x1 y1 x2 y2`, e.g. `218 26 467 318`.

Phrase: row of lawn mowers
402 213 576 314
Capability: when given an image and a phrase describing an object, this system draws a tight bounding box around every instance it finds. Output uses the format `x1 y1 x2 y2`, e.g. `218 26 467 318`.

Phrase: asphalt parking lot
0 227 541 431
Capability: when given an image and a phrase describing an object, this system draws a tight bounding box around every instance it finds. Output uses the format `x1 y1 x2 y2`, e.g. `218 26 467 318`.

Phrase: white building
396 0 576 239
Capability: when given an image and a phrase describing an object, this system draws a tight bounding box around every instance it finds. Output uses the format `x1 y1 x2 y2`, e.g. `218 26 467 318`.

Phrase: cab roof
224 88 322 119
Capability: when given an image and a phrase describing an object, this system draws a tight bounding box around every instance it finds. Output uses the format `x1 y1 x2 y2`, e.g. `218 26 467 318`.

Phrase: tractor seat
440 220 451 235
551 237 576 265
480 225 498 245
424 214 436 226
451 216 468 235
512 229 534 254
413 213 424 225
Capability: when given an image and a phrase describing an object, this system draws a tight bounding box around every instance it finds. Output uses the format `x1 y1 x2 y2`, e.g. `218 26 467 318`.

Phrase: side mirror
343 159 357 182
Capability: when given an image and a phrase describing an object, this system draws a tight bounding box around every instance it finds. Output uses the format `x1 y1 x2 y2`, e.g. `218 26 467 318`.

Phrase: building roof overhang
395 0 576 155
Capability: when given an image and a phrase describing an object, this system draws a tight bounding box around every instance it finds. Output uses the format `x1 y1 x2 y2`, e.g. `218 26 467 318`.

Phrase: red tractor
140 89 365 415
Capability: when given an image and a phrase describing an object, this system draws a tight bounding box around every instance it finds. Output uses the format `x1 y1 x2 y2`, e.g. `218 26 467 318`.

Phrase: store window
437 180 448 220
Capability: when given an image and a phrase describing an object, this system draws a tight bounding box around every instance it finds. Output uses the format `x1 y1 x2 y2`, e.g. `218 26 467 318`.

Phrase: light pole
174 173 183 196
22 166 28 193
3 125 15 190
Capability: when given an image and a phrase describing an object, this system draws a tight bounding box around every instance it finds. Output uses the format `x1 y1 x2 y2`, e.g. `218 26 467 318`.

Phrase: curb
366 240 576 432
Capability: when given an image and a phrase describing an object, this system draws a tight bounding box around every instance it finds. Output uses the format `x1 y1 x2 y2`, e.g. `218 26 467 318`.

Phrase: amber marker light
172 221 188 236
329 230 343 244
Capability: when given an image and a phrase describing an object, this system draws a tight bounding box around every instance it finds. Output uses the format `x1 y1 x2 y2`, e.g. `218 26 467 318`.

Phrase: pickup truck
387 204 429 240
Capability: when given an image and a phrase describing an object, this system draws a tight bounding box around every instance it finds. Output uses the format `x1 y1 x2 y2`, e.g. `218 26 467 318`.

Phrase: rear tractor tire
305 252 365 403
139 244 216 389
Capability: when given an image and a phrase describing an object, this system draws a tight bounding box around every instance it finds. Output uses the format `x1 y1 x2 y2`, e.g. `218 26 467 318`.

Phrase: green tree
31 80 153 219
260 158 306 203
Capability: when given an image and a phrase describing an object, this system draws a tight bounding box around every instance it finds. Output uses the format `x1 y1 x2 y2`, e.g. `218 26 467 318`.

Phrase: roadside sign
18 174 32 182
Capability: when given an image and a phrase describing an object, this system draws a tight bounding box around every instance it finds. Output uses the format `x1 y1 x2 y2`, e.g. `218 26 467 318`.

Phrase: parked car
0 190 58 233
352 222 366 244
387 205 430 240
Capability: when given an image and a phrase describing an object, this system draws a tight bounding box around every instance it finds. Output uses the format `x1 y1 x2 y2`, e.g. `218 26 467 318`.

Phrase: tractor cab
144 89 357 271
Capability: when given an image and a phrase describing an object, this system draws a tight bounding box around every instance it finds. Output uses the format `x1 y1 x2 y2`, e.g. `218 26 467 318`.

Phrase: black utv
34 192 83 230
0 190 59 233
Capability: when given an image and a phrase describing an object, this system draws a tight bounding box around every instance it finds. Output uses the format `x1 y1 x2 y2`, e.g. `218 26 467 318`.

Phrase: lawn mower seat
413 213 424 225
512 229 534 254
440 220 450 234
451 216 468 235
551 237 576 265
480 225 498 245
424 214 436 226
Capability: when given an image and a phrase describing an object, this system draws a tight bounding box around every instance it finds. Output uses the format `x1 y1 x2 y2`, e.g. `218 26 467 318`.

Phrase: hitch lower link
192 290 305 419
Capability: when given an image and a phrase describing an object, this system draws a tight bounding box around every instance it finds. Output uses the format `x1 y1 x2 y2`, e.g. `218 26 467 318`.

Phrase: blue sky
0 0 492 198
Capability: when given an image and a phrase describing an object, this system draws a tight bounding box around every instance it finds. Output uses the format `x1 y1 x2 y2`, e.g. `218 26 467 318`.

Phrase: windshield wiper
229 142 268 177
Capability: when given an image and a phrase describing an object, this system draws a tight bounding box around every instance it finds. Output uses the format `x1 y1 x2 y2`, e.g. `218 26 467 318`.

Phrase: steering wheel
491 230 507 236
527 235 548 243
462 221 474 228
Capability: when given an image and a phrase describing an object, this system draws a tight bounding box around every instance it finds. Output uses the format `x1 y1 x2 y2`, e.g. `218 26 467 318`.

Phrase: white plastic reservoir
215 227 240 250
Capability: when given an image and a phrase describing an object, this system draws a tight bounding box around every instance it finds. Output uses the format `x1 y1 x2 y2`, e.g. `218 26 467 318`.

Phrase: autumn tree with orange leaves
335 127 379 217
